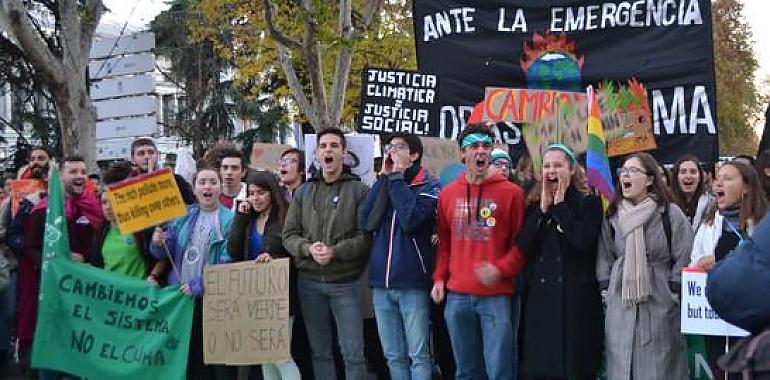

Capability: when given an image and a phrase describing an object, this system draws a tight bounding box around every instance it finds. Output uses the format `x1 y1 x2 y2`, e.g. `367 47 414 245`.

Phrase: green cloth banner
687 335 714 380
31 258 194 379
41 168 69 262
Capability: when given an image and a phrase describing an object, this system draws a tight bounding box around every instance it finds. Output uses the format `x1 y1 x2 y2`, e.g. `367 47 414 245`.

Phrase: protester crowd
1 124 770 380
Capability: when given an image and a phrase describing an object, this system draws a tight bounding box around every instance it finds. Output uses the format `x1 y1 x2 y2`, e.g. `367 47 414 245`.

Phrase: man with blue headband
431 123 526 380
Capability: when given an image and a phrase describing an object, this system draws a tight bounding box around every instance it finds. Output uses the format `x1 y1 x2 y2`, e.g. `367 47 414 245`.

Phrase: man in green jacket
283 127 371 380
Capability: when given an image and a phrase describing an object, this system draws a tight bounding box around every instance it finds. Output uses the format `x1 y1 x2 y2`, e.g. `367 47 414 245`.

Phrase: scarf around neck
32 191 105 230
617 196 658 306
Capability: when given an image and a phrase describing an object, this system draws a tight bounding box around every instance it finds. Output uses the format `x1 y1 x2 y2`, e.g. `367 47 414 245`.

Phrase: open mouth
324 156 334 164
682 179 695 187
715 190 725 200
280 170 288 176
201 191 214 199
621 180 632 190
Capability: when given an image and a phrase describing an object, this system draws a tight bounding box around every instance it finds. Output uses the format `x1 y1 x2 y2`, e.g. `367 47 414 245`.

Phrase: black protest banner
413 0 718 164
358 67 440 136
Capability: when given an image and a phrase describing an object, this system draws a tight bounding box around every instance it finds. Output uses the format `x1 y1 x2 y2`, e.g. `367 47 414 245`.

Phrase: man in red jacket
16 156 103 379
431 123 526 380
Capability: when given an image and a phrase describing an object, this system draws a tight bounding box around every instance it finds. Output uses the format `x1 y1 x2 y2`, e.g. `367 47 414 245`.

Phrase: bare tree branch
81 0 105 55
155 63 186 90
261 0 302 50
352 0 384 39
27 10 59 56
59 0 83 69
300 0 329 128
277 44 320 129
329 0 354 127
329 0 384 126
0 0 66 85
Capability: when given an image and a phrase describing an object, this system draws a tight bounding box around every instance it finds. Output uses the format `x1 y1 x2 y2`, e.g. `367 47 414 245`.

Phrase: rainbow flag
586 86 615 208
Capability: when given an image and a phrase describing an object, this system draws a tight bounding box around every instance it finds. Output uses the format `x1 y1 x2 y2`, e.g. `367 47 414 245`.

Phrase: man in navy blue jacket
361 132 440 380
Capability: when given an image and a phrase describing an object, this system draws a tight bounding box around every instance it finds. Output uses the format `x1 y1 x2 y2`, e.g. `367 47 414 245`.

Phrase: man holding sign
17 156 103 378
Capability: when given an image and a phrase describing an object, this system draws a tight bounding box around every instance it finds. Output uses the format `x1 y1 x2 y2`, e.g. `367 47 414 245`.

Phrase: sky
98 0 770 127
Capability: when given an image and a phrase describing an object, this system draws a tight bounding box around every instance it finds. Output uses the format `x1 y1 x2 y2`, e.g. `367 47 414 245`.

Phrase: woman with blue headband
518 144 604 380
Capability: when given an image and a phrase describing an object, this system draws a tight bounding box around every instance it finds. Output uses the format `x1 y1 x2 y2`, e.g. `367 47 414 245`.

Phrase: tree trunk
50 78 98 172
1 0 104 172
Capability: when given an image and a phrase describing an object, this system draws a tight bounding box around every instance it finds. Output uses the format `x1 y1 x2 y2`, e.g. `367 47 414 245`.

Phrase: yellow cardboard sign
105 168 187 234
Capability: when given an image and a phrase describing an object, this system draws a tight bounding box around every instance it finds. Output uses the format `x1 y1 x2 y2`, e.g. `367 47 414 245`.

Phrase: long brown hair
606 152 672 217
246 170 289 224
670 155 706 219
704 161 768 231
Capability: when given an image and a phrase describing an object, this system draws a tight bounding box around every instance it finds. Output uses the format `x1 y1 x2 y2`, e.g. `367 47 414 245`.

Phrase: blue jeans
298 276 366 380
0 270 16 361
372 288 431 380
511 276 523 380
444 292 514 380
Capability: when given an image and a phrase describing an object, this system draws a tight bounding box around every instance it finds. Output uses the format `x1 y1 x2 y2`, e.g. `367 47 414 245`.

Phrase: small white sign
95 96 157 120
91 74 155 100
90 32 155 59
96 115 158 140
304 133 376 186
89 54 155 80
96 138 132 161
681 269 750 337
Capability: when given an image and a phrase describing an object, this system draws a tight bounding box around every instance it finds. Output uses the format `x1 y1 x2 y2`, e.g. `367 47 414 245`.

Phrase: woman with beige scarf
597 152 693 380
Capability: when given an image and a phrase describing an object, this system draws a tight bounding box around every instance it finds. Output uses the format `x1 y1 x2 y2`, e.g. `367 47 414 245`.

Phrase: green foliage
193 0 416 129
713 0 762 155
0 37 62 174
151 0 287 158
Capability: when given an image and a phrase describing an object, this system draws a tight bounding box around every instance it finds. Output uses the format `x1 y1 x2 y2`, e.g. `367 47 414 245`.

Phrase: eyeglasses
493 161 511 169
384 143 409 152
616 167 648 177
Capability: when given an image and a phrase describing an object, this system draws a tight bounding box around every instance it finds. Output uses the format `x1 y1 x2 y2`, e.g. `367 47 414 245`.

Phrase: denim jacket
150 205 233 297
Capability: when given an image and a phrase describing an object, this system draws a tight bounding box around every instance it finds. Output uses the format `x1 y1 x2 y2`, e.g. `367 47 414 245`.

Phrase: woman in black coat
517 145 604 380
228 170 301 379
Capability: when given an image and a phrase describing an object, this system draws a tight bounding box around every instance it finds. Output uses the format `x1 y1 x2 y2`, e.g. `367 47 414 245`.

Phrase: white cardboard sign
95 96 157 120
304 134 376 186
91 74 155 100
90 31 155 59
96 115 158 140
681 269 750 337
89 54 155 80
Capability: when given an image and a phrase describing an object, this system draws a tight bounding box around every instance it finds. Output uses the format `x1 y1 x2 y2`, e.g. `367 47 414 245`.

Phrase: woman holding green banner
151 164 235 380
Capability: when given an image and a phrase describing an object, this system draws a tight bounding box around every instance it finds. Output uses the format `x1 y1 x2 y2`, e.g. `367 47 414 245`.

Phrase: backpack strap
662 203 672 255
